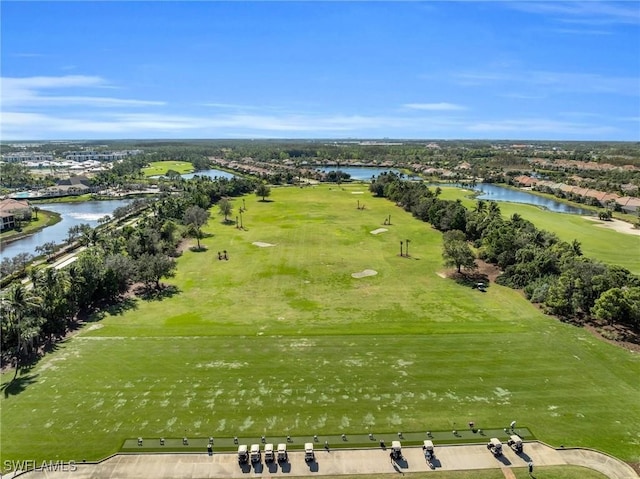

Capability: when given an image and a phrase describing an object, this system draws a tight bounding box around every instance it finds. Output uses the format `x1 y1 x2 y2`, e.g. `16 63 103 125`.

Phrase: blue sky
1 1 639 141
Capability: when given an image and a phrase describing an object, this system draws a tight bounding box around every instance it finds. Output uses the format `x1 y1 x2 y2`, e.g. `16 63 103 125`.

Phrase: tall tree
255 184 271 201
183 205 210 250
442 230 477 273
218 198 233 223
136 253 176 291
1 285 42 379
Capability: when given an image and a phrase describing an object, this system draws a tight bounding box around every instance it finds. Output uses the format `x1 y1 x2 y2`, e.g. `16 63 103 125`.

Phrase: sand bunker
252 242 276 247
370 228 388 235
584 217 640 236
351 191 364 194
352 269 378 278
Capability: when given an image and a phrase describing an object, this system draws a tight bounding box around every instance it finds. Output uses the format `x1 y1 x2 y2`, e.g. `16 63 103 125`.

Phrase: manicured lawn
438 187 640 275
1 184 639 466
142 160 193 177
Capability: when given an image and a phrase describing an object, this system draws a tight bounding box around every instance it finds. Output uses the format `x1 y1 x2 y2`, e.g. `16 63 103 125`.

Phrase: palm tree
2 285 42 380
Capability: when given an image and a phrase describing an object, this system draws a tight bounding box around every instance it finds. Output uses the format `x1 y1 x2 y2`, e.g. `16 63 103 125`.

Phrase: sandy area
370 228 388 235
352 269 378 278
351 191 364 194
252 242 276 247
584 217 640 236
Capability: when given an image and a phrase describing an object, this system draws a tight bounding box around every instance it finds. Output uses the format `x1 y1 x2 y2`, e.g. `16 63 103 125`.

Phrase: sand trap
352 269 378 279
351 191 364 194
584 217 640 236
370 228 388 235
252 242 276 247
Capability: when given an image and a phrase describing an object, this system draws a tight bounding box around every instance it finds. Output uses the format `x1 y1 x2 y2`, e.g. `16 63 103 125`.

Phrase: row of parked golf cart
487 435 524 456
236 435 520 466
237 442 315 465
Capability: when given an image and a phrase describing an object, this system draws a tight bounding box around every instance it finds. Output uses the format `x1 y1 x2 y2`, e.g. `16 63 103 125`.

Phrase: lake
314 166 416 180
471 183 592 215
182 169 236 180
0 199 133 260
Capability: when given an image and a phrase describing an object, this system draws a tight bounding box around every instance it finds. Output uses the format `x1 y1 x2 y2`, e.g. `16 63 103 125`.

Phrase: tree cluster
0 175 256 373
370 174 640 332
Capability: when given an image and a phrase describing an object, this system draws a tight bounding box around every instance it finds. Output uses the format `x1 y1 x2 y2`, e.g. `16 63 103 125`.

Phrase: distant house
0 198 30 231
615 197 640 214
39 175 97 198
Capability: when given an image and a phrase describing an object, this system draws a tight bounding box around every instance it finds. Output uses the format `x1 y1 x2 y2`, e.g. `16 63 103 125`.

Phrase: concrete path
5 442 638 479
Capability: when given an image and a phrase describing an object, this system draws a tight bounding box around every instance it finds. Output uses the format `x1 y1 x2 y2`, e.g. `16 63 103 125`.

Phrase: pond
0 199 134 260
314 166 417 181
470 183 592 215
182 169 236 180
148 168 236 180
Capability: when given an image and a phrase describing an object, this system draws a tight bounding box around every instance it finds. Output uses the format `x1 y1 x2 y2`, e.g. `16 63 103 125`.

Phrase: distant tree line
370 172 640 335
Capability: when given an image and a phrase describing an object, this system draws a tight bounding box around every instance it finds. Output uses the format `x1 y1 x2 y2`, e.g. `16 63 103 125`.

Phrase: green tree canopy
218 198 233 222
255 184 271 201
183 205 210 250
442 229 477 273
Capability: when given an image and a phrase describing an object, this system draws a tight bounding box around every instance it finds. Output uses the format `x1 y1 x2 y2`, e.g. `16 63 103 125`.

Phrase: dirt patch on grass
438 260 501 283
583 323 640 353
352 269 378 278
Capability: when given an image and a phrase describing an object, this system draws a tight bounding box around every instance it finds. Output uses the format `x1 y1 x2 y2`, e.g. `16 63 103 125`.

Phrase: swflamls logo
3 460 78 472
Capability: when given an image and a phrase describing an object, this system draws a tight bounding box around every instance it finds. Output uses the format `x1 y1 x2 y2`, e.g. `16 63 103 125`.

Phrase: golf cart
487 437 503 456
507 435 523 453
237 445 249 464
422 440 435 460
391 440 402 460
250 444 261 463
264 443 275 462
304 442 315 462
277 443 288 463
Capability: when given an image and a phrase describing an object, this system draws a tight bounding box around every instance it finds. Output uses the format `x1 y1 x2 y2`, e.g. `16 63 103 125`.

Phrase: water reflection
0 199 133 259
472 184 591 215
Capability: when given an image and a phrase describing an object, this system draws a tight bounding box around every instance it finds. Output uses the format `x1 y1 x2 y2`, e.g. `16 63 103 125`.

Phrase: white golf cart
250 443 261 463
487 437 503 456
237 444 249 464
277 443 288 462
507 435 523 452
264 443 275 462
304 442 315 462
422 439 435 460
391 440 402 460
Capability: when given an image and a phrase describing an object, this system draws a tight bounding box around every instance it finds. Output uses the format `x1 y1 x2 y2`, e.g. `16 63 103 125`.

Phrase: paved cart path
5 442 638 479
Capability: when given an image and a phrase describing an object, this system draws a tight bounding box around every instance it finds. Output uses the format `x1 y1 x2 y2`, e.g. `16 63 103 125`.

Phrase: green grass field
438 187 640 275
1 184 639 466
142 160 194 177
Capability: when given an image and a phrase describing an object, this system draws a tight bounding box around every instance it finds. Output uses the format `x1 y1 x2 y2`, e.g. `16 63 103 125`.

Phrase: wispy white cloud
0 75 165 109
551 28 612 35
454 70 639 96
508 1 640 26
403 102 467 111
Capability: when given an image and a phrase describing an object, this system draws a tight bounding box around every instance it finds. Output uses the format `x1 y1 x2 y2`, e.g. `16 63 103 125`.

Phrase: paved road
4 442 638 479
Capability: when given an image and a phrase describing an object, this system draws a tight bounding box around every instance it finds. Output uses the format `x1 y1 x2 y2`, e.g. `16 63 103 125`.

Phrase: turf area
438 186 640 275
1 184 639 465
141 160 194 177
